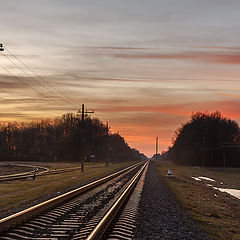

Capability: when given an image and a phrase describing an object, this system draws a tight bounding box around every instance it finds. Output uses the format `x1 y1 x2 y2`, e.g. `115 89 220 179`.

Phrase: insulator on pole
0 43 4 51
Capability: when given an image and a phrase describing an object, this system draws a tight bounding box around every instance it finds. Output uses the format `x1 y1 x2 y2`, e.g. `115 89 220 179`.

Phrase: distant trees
0 113 144 163
168 112 240 167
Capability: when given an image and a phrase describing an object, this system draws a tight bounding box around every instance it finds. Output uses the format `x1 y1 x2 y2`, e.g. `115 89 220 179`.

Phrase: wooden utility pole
105 145 111 167
201 148 205 167
105 122 110 167
78 104 94 122
223 146 226 168
106 121 109 135
156 136 158 165
77 104 94 172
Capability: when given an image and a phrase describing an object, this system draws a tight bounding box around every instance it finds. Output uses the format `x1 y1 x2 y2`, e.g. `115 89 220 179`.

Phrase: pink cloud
113 51 240 65
196 46 240 51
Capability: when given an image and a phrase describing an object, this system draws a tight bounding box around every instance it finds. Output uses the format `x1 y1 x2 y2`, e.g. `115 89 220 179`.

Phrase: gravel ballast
134 162 210 240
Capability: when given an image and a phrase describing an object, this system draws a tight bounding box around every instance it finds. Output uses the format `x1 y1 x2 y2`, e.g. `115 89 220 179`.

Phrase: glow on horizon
1 0 240 157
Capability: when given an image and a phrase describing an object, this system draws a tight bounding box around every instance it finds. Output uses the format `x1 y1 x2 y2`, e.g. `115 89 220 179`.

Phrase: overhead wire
0 69 71 116
3 52 56 96
1 52 75 107
0 63 46 98
4 47 78 108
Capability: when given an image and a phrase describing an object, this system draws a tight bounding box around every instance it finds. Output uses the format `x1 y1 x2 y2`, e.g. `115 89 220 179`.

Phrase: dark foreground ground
134 162 210 240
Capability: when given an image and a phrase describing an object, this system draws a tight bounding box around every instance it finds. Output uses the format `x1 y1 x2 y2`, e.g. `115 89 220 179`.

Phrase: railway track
0 161 148 240
0 164 49 182
0 164 104 182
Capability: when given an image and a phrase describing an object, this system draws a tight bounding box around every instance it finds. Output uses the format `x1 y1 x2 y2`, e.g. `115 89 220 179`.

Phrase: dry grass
0 161 136 219
0 165 33 176
156 161 240 240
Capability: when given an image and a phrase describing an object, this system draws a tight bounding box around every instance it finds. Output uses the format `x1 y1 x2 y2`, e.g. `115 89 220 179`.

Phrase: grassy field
0 165 33 176
156 161 240 240
0 161 137 219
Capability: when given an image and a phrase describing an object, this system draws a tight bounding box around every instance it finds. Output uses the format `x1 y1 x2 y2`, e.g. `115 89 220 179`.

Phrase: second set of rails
0 164 105 182
0 161 148 240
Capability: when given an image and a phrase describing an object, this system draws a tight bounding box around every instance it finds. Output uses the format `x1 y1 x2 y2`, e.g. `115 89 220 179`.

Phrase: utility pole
106 145 111 167
106 121 109 135
77 104 94 172
106 150 109 167
202 135 206 167
223 145 226 168
201 148 205 167
78 104 94 121
105 122 110 167
156 136 158 165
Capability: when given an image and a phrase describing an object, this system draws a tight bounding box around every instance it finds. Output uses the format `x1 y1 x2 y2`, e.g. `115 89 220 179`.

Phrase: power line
4 47 78 107
0 63 47 98
3 52 57 96
1 52 71 106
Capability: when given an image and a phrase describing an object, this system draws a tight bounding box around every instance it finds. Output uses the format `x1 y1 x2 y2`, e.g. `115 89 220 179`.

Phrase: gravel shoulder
134 162 210 240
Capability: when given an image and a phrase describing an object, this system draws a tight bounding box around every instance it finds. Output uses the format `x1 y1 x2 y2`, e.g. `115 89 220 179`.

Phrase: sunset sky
1 0 240 156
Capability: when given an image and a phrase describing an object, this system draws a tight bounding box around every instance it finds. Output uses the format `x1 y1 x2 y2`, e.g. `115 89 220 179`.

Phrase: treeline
166 112 240 167
0 113 145 162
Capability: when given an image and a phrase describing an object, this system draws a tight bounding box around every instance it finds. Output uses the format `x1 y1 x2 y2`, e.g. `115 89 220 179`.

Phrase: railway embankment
147 161 240 240
134 162 210 240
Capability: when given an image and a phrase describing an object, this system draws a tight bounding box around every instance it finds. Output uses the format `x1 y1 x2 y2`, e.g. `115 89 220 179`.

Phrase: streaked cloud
113 50 240 65
85 46 151 51
196 46 240 51
1 0 240 156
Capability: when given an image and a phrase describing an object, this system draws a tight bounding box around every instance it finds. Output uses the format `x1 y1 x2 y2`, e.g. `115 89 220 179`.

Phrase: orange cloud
216 93 240 98
97 104 196 117
110 123 172 157
101 99 240 156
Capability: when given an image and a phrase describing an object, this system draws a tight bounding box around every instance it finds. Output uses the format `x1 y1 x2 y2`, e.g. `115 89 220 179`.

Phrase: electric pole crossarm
78 104 94 121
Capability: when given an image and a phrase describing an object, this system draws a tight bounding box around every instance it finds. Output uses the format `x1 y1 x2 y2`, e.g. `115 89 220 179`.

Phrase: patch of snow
198 176 215 182
220 182 224 185
207 184 213 187
192 176 201 181
213 187 240 200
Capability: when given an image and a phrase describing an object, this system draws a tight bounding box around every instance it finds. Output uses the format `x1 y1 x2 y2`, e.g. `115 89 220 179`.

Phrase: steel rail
87 161 148 240
0 164 105 182
0 164 49 182
0 172 33 180
0 161 144 232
